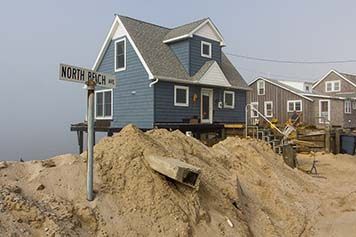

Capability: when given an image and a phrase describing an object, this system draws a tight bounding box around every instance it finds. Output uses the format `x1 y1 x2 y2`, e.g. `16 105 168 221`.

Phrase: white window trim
201 41 212 58
287 100 302 112
319 99 330 123
345 100 352 114
264 101 273 118
257 80 265 95
95 89 113 120
352 101 356 110
174 85 189 107
325 80 341 92
223 91 235 109
114 38 126 72
251 102 258 118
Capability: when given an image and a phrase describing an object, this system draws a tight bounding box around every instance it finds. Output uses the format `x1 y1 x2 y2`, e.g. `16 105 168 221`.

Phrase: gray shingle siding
189 35 222 76
154 81 246 123
97 36 154 129
169 40 190 73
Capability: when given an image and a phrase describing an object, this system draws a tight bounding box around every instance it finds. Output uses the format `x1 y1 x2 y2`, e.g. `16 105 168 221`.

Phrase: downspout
149 78 159 87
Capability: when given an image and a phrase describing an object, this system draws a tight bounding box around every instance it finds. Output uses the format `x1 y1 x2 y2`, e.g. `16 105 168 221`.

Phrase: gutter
149 78 159 87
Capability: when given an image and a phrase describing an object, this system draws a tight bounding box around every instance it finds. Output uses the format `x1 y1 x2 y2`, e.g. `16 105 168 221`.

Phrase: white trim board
174 85 189 107
198 61 231 87
92 15 154 79
313 69 356 89
249 77 314 102
163 19 225 46
319 99 331 123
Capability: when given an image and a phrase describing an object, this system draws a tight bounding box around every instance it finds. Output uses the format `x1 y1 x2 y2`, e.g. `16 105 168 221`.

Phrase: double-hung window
345 100 352 114
201 41 212 58
251 102 258 118
325 80 340 92
257 80 265 95
287 100 302 112
115 38 126 72
224 91 235 109
174 85 189 107
264 101 273 117
95 89 113 119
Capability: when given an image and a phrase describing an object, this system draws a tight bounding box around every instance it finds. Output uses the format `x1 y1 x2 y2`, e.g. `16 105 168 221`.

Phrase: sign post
59 64 116 201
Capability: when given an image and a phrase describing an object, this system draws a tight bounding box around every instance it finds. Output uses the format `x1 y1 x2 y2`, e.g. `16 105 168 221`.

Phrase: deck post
335 128 341 154
76 131 84 154
325 126 331 153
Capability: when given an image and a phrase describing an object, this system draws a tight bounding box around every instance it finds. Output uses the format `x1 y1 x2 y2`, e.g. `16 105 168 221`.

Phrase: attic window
115 38 126 72
257 80 265 95
201 41 212 58
325 80 340 92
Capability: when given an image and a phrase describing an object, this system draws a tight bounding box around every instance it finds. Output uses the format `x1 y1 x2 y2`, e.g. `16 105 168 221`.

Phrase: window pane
326 83 332 91
96 92 103 117
225 93 233 106
176 88 187 104
202 43 210 56
116 40 125 69
295 102 301 111
288 102 294 111
334 82 340 91
104 91 112 117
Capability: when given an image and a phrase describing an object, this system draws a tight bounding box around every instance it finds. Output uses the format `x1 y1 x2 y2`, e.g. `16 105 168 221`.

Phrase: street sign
59 63 116 201
59 63 116 89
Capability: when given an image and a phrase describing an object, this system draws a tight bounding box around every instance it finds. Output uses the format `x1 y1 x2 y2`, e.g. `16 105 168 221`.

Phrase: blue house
73 15 249 138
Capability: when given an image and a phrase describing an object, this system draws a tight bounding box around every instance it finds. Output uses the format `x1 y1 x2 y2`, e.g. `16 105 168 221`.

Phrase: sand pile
2 124 355 236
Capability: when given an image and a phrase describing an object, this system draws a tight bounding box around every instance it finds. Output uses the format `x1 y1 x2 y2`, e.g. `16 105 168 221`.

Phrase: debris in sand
0 161 8 169
36 184 45 191
144 155 201 188
41 160 56 168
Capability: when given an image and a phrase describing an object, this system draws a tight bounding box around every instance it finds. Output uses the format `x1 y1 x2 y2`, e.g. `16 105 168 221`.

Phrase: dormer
163 18 225 76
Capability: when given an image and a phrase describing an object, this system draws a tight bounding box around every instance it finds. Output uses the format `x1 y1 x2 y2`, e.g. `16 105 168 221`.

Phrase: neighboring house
89 15 249 132
248 75 354 128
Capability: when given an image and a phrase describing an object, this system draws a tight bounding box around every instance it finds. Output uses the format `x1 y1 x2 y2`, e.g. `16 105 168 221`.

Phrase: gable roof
249 77 313 101
193 61 231 87
312 69 356 89
93 15 248 90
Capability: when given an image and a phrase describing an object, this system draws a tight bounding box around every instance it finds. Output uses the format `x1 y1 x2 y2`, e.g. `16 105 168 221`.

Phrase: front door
319 100 330 123
201 88 213 123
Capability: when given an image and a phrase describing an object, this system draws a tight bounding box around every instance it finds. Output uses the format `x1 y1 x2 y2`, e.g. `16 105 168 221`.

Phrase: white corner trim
174 85 189 107
249 77 313 102
201 41 212 58
191 19 225 46
313 69 356 89
114 38 126 72
223 90 235 109
92 16 154 79
95 89 113 120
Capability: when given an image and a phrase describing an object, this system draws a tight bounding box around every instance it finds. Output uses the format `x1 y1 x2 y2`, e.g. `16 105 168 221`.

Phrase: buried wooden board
144 155 201 188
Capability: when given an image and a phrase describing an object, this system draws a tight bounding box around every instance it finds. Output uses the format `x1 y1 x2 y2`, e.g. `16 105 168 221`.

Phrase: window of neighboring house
353 101 356 110
345 100 352 114
257 80 265 95
95 89 113 119
325 80 341 92
287 100 302 112
201 41 212 58
264 101 273 117
251 102 258 118
115 38 126 72
224 91 235 109
174 85 189 107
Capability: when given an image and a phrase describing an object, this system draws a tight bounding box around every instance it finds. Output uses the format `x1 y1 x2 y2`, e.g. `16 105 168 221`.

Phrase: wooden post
335 129 341 154
77 131 84 154
325 126 331 153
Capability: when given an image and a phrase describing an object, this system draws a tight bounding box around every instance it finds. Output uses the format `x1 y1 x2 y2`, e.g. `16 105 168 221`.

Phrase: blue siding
189 35 222 76
97 37 154 129
169 41 190 73
154 81 246 123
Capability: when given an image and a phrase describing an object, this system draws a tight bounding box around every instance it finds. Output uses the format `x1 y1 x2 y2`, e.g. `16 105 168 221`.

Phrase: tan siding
248 80 314 125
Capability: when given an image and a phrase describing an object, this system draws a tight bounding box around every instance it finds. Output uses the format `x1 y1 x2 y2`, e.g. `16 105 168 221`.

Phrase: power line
226 53 356 64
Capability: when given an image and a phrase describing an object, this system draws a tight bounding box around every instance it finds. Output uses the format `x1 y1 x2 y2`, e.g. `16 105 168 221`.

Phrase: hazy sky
1 0 356 160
